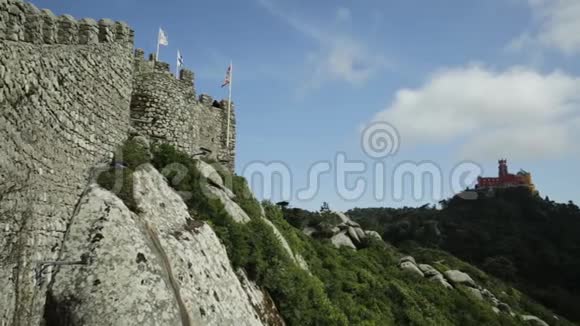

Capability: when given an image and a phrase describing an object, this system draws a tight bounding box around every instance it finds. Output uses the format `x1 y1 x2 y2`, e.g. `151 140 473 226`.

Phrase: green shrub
232 176 262 219
116 138 151 169
97 168 137 211
96 139 151 211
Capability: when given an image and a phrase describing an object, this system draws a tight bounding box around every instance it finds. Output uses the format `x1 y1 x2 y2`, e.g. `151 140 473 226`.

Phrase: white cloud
372 65 580 159
256 0 388 89
510 0 580 55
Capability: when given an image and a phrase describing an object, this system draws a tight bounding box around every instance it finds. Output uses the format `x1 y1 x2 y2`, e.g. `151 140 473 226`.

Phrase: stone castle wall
0 0 135 324
0 0 237 323
130 52 236 171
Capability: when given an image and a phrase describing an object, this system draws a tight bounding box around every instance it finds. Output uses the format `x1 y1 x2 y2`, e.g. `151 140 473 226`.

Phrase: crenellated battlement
133 49 195 89
130 51 237 170
0 0 134 46
0 1 237 322
0 0 235 171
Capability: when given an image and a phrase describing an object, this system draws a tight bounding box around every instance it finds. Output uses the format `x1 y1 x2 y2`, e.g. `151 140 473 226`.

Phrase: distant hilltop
475 159 535 192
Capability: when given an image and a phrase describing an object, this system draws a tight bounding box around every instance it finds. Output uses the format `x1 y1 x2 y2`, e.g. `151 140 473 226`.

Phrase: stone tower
130 50 236 171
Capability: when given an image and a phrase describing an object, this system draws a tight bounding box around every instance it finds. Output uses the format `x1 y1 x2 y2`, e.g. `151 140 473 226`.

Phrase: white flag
158 28 168 46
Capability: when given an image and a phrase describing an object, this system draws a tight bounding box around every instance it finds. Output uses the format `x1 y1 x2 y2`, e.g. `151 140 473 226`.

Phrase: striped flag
176 50 184 78
177 50 184 67
221 64 232 88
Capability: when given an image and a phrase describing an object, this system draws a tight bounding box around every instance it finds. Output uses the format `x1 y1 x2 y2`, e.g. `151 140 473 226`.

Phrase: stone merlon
0 0 134 45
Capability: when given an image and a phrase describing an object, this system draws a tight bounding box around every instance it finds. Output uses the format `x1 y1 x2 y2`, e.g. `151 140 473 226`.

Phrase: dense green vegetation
348 188 580 323
99 140 572 325
151 144 527 325
150 144 347 325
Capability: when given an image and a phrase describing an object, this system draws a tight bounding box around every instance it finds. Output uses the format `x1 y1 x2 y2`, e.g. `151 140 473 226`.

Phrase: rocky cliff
0 156 289 325
45 165 275 326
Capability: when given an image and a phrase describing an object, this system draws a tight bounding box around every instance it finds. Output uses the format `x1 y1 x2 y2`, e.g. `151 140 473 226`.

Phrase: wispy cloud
508 0 580 55
255 0 390 92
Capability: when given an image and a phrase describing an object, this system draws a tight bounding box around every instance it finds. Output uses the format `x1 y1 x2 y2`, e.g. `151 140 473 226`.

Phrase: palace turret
475 159 535 192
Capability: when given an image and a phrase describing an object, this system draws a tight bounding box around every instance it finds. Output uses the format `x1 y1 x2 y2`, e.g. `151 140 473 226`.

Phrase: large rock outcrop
443 270 476 288
522 315 550 326
46 165 279 325
261 217 309 271
396 255 541 320
302 211 383 249
330 231 357 249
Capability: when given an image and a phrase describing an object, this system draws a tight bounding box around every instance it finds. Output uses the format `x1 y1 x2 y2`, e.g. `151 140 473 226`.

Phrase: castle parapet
78 18 98 44
134 48 145 61
0 0 133 46
219 99 234 110
57 15 78 44
199 94 214 106
179 69 194 85
133 50 195 91
154 60 171 73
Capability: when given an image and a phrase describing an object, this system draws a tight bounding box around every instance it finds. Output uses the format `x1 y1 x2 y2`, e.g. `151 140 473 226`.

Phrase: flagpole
226 61 233 148
176 50 179 79
155 27 160 61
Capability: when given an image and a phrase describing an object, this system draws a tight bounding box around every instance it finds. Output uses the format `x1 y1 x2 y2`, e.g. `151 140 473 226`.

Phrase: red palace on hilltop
475 159 535 191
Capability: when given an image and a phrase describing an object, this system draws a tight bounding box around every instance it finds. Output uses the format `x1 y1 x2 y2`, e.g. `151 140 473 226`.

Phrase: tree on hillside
320 202 330 213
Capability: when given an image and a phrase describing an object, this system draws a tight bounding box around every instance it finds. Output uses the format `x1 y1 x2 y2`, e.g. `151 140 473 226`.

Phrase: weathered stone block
199 94 213 105
98 18 114 43
41 9 57 43
78 18 98 45
57 14 78 44
134 48 144 60
114 21 129 43
7 2 25 41
23 2 42 43
153 61 170 72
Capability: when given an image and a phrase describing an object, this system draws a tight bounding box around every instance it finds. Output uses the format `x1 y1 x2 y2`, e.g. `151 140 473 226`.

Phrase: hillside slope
347 188 580 323
2 134 573 325
138 139 572 325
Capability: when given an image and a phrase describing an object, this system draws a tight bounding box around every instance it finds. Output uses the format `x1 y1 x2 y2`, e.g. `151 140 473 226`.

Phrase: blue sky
35 0 580 211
